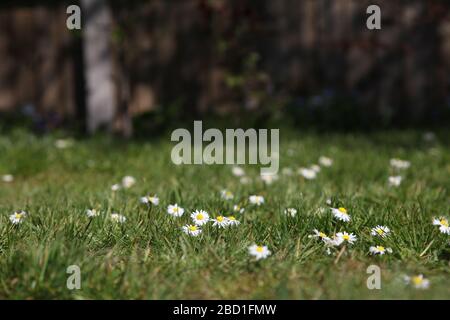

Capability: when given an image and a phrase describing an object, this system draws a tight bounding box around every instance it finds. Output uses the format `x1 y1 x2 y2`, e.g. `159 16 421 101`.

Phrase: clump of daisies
284 208 297 217
86 209 100 218
191 210 210 226
388 176 402 187
371 225 391 238
140 195 159 206
110 213 126 223
390 158 411 170
2 174 14 183
432 217 449 235
182 224 202 237
249 195 264 206
298 168 317 180
331 207 351 222
369 245 393 255
309 229 330 243
310 229 357 247
404 274 430 289
233 205 245 214
221 189 234 200
212 215 229 228
319 156 333 167
9 210 27 225
167 204 184 217
248 244 271 260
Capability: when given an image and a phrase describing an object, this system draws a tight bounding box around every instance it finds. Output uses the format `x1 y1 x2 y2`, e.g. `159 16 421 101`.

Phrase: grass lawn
0 128 449 299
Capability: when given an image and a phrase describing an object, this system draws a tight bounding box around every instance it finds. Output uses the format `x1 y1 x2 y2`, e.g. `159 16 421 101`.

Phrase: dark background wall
0 0 449 133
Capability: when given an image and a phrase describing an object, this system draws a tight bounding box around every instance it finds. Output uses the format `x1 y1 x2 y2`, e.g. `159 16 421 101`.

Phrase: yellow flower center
15 213 23 219
256 246 264 253
217 216 224 222
173 207 178 212
338 207 347 214
343 234 350 241
376 246 385 252
228 216 236 221
188 225 197 232
376 229 384 235
196 214 204 220
412 276 423 285
319 232 327 238
440 219 449 227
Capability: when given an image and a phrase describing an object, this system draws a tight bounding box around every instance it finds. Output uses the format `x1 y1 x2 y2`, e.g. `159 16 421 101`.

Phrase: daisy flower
310 165 321 173
298 168 317 180
191 210 210 226
2 174 14 183
182 224 202 237
232 166 245 177
404 274 430 289
221 190 234 200
122 176 136 189
390 158 411 170
248 244 271 260
110 213 126 223
9 210 27 225
284 208 297 217
369 245 393 255
260 173 278 185
249 195 264 206
167 204 185 217
388 176 402 187
111 183 121 191
331 207 351 222
432 217 450 235
226 216 240 226
86 209 100 218
140 195 160 206
233 205 245 214
371 225 391 238
319 156 333 167
334 232 357 245
308 229 330 242
212 215 229 228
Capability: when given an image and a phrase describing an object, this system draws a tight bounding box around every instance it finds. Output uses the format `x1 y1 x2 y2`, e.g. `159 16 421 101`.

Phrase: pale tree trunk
81 0 116 133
